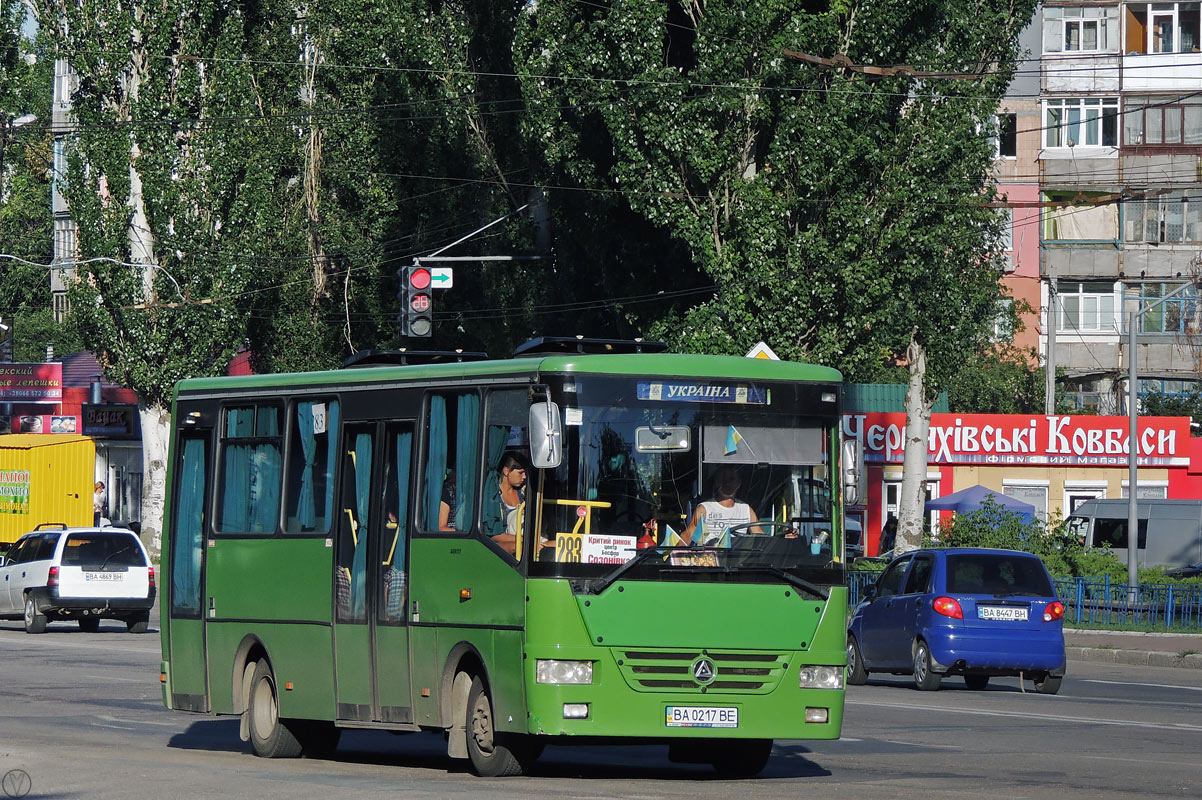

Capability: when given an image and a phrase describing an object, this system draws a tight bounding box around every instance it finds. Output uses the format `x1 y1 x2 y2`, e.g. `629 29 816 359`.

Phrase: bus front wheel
465 675 532 777
248 660 302 758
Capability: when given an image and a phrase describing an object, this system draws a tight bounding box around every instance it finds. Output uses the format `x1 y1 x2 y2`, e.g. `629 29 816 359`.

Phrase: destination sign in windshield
636 381 767 405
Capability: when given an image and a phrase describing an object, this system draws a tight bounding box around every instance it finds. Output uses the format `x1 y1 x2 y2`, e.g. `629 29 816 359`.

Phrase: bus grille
614 649 790 694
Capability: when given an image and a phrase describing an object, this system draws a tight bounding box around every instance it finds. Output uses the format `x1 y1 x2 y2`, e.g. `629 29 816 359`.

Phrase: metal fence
847 571 1202 631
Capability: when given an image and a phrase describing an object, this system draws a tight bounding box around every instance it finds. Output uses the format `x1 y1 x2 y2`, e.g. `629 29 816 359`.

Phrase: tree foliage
515 0 1031 387
938 498 1127 580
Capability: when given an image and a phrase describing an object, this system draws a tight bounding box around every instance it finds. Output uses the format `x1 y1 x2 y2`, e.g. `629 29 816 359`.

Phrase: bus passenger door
334 424 377 720
373 422 414 722
333 421 415 723
166 434 210 711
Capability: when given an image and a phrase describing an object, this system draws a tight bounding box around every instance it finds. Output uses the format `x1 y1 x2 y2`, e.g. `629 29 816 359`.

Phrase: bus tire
710 738 773 777
466 675 526 777
248 660 303 758
24 596 47 634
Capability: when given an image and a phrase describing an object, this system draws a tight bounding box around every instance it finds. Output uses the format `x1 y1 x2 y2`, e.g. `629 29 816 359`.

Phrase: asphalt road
1 617 1200 800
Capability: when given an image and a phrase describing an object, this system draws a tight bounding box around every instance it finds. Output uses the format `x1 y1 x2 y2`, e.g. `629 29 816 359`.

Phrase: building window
1123 95 1202 146
1125 191 1202 242
1120 483 1169 499
1003 484 1048 522
1126 2 1202 54
1043 192 1119 240
992 297 1015 341
1062 378 1103 411
992 113 1017 158
1044 98 1119 148
1043 6 1120 53
1127 282 1199 334
1057 280 1117 332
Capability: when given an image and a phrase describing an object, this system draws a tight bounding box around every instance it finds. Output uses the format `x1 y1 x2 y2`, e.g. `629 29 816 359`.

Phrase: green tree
33 0 541 548
1142 387 1202 428
515 0 1036 550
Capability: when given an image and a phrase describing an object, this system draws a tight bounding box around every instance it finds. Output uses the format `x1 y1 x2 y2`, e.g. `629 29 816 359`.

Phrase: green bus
159 339 857 777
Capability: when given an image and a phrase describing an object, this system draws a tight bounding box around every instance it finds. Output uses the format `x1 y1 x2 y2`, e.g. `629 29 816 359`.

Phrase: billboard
843 413 1191 467
0 363 63 401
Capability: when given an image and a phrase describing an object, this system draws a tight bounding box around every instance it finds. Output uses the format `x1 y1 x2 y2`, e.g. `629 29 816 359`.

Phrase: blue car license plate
977 605 1028 621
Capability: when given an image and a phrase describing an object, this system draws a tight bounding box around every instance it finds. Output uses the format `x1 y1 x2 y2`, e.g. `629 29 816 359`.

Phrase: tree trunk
138 403 170 556
897 332 933 553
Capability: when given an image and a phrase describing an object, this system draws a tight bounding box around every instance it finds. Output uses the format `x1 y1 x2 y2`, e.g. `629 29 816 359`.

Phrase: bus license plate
665 706 738 728
977 605 1028 621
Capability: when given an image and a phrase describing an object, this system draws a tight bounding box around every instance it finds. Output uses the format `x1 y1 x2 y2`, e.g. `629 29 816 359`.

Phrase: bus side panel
408 536 525 727
490 629 526 735
204 538 333 621
203 538 334 717
205 622 335 719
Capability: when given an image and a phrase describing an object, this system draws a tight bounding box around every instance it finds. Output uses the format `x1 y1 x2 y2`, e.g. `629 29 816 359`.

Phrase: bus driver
682 466 764 546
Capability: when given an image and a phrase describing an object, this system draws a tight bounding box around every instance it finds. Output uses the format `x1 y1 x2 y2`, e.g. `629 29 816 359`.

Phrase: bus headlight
536 659 594 685
799 666 844 690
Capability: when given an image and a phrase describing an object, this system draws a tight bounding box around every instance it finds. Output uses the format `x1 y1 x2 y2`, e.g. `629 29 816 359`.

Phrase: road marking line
0 635 158 655
848 699 1202 731
84 674 148 683
95 714 177 727
1081 678 1202 692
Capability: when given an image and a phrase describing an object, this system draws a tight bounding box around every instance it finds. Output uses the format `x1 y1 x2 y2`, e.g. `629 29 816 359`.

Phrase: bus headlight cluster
799 666 844 690
536 659 594 685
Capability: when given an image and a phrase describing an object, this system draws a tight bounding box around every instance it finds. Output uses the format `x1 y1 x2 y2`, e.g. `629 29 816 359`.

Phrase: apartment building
997 20 1046 355
1039 1 1202 412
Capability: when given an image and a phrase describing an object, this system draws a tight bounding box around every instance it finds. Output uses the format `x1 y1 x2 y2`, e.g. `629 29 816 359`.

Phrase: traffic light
399 265 433 338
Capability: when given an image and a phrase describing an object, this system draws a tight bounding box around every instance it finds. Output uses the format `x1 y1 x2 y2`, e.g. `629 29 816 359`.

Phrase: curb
1067 646 1202 670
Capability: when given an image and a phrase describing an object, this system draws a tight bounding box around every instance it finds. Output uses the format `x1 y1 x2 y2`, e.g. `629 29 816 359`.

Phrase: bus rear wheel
466 675 531 777
248 660 302 758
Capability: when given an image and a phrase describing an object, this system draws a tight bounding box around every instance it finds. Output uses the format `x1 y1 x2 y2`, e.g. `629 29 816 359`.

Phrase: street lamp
1126 277 1202 591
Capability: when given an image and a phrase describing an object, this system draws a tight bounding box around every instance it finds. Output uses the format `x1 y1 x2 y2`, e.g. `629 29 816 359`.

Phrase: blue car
846 547 1066 693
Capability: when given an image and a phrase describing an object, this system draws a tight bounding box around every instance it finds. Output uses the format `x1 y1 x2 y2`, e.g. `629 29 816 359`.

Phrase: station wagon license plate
977 605 1028 621
665 706 738 728
83 572 124 582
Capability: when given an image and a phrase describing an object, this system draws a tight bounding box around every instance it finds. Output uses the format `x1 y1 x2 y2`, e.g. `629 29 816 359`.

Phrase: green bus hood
570 581 847 652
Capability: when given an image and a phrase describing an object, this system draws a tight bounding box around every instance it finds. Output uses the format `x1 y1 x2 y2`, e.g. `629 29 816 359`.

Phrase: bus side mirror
841 438 865 506
529 400 562 469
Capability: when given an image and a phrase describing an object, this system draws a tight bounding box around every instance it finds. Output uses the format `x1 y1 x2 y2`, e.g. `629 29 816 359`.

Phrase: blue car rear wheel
913 640 941 691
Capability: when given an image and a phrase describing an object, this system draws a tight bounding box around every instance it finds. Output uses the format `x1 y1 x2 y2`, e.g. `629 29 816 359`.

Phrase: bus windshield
529 376 843 586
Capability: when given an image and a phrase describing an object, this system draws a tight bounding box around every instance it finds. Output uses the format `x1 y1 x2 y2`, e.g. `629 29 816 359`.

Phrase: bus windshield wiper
726 564 829 600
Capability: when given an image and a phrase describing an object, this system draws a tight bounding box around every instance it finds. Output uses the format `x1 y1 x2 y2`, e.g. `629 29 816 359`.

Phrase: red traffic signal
409 267 432 290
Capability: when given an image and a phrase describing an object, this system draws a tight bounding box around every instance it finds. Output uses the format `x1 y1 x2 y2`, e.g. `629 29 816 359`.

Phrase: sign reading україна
0 364 62 401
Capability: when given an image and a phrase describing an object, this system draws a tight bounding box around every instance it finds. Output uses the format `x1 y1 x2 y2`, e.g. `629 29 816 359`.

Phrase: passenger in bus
438 469 457 531
682 466 764 545
490 452 527 555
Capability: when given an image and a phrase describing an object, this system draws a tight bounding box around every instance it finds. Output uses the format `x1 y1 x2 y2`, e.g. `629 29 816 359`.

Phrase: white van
1066 499 1202 570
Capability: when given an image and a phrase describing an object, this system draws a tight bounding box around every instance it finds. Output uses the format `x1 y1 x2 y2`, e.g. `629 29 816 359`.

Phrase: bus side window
284 400 339 534
420 392 480 532
337 427 372 622
482 389 530 559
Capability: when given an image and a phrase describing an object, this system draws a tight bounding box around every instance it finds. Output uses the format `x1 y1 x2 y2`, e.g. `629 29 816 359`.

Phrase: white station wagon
0 524 155 633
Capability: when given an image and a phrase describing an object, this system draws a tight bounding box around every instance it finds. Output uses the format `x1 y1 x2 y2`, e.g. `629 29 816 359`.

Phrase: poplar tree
515 0 1034 549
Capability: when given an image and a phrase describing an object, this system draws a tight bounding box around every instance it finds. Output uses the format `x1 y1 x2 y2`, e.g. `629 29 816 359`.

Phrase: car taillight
1044 601 1064 622
47 566 58 587
148 566 155 588
932 596 963 619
